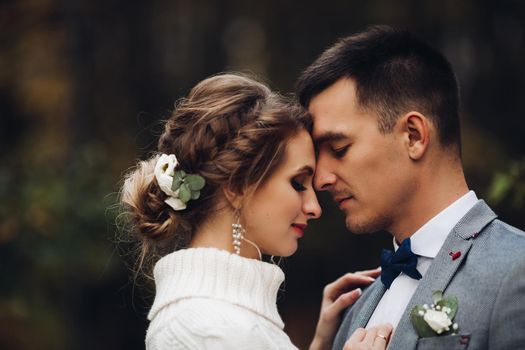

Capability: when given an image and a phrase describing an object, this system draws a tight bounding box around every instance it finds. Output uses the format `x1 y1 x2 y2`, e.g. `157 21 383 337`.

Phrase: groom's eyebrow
314 131 348 146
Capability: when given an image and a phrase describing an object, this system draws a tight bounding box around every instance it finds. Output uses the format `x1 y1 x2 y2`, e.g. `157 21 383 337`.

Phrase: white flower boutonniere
410 291 459 337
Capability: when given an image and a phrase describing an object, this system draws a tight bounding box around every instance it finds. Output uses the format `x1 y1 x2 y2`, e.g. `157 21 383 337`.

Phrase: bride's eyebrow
295 165 314 176
313 131 347 146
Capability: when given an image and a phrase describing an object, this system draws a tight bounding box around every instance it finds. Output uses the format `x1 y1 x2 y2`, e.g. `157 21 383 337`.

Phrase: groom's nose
314 155 337 191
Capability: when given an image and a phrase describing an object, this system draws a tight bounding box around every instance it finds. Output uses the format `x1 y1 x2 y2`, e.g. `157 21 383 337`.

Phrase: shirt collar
394 191 479 258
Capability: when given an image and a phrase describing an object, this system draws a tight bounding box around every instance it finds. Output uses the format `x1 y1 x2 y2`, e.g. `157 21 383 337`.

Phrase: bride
120 73 392 349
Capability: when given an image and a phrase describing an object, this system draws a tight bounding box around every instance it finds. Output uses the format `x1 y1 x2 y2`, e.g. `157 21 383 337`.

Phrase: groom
297 26 525 349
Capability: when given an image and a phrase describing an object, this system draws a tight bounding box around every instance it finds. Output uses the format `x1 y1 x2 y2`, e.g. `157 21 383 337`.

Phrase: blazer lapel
346 280 386 339
388 200 497 349
333 280 387 349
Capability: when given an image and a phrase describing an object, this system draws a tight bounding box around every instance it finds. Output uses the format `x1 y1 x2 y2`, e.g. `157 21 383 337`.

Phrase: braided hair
119 73 311 279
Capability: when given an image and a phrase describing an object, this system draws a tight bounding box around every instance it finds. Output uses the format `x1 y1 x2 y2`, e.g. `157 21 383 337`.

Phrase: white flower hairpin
154 154 205 211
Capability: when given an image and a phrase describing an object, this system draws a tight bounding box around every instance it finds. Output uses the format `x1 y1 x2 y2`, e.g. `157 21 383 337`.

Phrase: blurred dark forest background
1 0 525 349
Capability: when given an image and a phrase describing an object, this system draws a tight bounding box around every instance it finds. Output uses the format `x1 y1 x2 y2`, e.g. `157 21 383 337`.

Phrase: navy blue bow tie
380 238 422 289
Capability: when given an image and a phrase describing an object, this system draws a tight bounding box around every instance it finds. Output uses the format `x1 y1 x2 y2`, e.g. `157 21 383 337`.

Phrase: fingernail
355 288 362 295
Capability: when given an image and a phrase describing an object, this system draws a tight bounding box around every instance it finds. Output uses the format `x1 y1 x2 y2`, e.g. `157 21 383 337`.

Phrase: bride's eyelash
291 179 307 192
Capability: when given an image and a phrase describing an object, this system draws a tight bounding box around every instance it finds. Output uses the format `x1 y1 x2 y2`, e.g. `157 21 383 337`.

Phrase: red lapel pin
449 251 461 260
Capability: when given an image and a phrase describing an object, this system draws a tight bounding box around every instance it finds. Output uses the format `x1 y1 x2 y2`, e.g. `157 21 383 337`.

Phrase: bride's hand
309 268 381 350
343 324 393 350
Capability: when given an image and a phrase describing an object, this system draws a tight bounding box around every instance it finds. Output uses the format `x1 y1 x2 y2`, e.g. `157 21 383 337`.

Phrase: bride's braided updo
119 73 311 278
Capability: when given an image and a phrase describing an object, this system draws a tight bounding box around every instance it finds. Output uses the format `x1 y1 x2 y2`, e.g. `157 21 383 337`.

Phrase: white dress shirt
366 191 479 329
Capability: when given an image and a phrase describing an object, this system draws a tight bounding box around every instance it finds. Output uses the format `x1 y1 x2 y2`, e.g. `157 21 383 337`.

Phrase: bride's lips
291 223 307 237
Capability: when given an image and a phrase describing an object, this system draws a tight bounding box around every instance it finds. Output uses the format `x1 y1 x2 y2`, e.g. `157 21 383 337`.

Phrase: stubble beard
345 211 392 235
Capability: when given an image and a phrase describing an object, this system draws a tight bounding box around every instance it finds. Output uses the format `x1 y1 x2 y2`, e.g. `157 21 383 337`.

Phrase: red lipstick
291 223 306 237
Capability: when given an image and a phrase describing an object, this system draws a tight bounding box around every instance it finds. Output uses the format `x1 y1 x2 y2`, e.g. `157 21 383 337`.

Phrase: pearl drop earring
232 214 245 255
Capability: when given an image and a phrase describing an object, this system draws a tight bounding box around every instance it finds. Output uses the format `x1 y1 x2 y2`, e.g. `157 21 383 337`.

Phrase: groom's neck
389 159 469 243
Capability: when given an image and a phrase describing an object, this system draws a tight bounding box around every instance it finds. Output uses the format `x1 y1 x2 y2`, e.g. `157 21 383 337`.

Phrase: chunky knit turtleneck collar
148 247 286 329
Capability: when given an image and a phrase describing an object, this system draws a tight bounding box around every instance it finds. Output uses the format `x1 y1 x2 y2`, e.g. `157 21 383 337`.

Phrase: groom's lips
336 196 353 208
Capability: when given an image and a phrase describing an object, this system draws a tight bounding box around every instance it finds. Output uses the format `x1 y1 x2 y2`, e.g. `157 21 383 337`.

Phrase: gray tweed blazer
332 200 525 350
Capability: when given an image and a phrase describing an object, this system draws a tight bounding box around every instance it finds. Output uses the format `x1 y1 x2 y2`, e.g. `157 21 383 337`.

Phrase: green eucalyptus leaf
171 178 182 191
174 170 184 181
410 305 435 338
179 184 191 203
186 175 205 191
437 296 458 320
191 190 200 200
432 291 443 304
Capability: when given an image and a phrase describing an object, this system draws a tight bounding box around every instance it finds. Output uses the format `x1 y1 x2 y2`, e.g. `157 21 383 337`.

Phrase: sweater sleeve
201 323 287 350
151 318 292 350
146 304 297 350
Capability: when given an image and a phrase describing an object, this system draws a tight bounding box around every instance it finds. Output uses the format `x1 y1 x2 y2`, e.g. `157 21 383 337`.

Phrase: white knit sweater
145 247 298 350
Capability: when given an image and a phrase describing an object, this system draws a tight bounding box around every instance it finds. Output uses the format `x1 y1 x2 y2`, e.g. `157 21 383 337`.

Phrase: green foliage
170 170 205 203
411 291 458 338
171 170 185 191
186 174 205 191
436 296 458 322
432 290 443 305
0 143 122 350
1 1 524 349
179 183 191 202
488 159 525 209
410 305 436 337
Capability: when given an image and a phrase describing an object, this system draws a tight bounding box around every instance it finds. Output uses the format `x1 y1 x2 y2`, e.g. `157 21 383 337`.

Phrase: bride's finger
343 324 393 350
326 288 362 318
372 324 393 349
361 327 378 347
344 327 366 348
325 273 376 300
354 267 381 278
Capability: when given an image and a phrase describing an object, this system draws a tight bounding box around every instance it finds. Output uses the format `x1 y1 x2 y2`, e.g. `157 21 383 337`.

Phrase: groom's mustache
330 189 354 202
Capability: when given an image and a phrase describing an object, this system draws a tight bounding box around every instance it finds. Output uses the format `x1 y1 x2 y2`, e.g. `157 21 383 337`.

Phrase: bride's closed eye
291 178 307 192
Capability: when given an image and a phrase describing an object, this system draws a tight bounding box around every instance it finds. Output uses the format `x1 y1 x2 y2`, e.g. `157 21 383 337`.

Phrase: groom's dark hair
297 25 461 152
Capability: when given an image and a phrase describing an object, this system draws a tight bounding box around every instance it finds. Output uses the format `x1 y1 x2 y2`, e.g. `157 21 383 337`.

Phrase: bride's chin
281 244 299 258
266 246 297 259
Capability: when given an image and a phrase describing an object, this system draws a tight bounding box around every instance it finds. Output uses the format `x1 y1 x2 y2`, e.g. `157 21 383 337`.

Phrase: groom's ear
400 111 430 160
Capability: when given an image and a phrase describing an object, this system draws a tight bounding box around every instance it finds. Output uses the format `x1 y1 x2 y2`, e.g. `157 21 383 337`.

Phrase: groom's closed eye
331 144 350 159
314 132 352 159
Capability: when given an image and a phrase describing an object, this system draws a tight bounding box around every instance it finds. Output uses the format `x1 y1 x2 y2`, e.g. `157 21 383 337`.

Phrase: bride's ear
222 186 244 210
